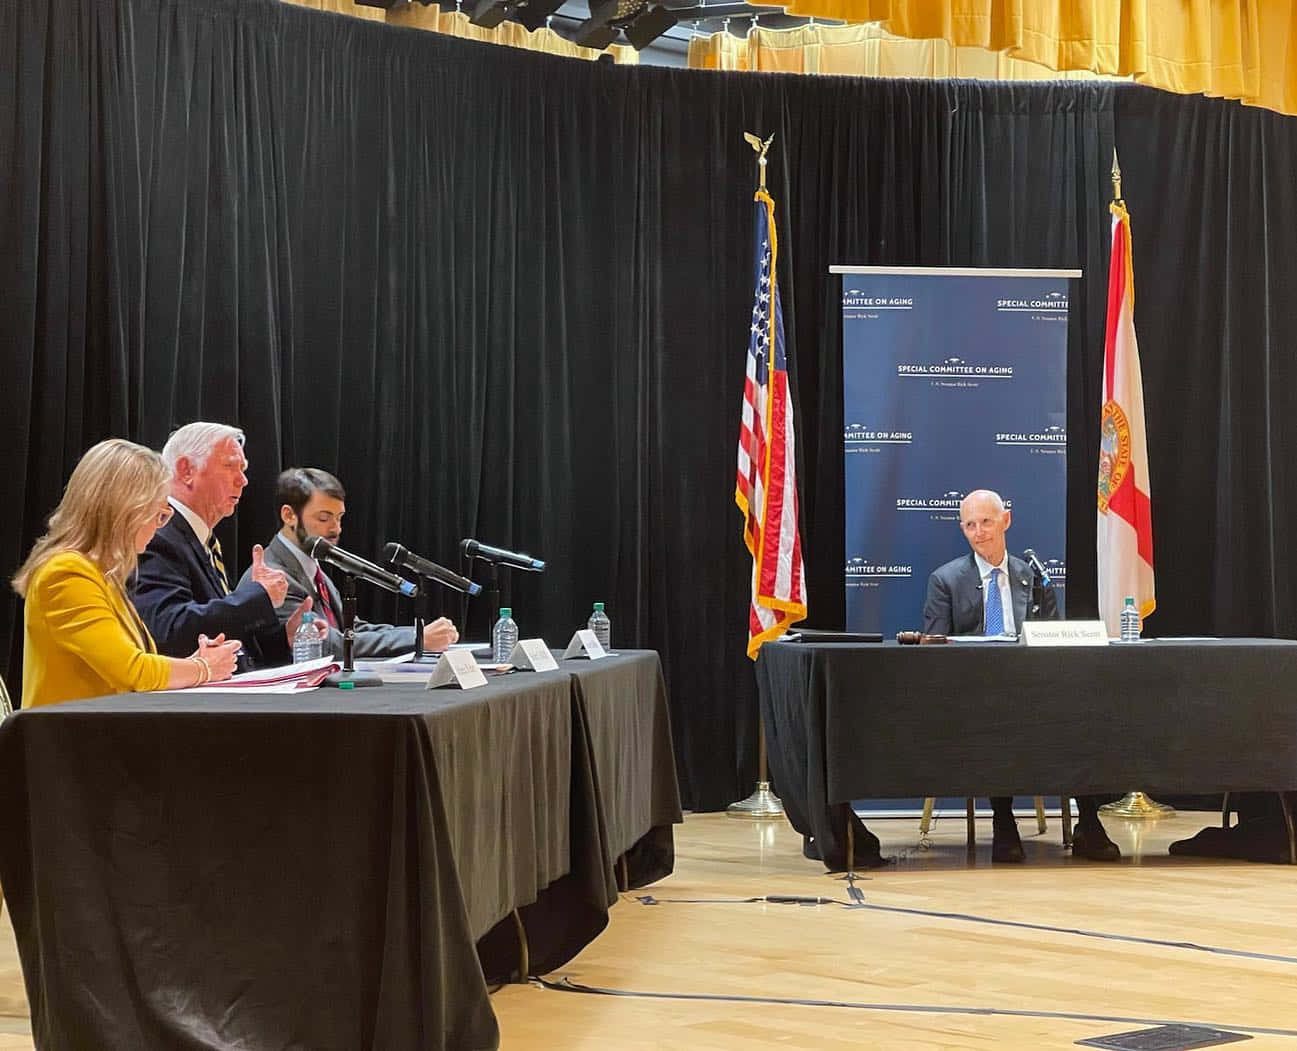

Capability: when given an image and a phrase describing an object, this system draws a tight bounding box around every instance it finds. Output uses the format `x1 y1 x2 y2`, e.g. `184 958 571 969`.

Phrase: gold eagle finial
744 132 775 159
744 132 775 190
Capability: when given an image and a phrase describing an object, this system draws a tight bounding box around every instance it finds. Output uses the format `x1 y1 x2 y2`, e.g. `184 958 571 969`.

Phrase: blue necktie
985 568 1005 635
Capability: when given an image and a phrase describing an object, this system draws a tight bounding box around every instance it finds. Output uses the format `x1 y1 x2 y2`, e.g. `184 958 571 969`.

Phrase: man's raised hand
250 543 289 607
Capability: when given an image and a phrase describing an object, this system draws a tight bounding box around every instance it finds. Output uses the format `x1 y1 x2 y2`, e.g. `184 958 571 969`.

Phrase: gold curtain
282 0 386 21
688 1 1297 118
687 20 1112 80
282 0 639 64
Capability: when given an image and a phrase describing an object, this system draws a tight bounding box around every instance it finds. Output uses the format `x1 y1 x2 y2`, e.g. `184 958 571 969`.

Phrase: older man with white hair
134 422 310 669
923 488 1120 864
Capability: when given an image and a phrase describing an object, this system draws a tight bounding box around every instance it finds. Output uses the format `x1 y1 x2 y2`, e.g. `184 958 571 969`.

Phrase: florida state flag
1097 198 1155 636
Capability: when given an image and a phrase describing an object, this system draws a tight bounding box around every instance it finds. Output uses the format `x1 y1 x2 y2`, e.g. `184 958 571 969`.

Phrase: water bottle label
561 628 609 660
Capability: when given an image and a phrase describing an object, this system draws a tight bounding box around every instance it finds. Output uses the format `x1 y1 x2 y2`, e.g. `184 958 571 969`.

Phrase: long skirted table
757 639 1297 869
0 650 681 1051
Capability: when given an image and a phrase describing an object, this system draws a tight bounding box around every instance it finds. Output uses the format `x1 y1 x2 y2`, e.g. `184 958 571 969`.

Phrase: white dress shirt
973 551 1016 636
169 497 211 546
281 532 321 584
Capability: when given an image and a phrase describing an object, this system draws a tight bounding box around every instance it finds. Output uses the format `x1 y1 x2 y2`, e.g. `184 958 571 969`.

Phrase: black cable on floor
533 976 1297 1039
632 892 1297 966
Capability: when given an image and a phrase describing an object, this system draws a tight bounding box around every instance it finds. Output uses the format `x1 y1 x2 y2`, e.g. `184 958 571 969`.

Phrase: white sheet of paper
161 655 338 692
156 682 315 695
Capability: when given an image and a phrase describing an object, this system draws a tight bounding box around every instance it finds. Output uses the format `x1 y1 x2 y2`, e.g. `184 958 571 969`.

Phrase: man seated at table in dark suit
923 488 1121 864
239 467 459 659
135 422 312 669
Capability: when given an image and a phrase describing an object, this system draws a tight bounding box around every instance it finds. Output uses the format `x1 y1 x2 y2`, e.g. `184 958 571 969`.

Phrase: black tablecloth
0 651 681 1051
758 639 1297 867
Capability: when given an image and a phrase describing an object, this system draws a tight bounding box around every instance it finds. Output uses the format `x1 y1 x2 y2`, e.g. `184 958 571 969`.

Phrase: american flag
735 189 807 658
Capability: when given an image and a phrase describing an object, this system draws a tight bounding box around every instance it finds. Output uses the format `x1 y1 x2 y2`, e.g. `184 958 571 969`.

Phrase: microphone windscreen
382 542 402 564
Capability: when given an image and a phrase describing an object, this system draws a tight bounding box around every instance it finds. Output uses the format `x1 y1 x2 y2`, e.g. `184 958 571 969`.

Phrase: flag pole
1097 148 1174 822
726 719 783 818
728 130 785 820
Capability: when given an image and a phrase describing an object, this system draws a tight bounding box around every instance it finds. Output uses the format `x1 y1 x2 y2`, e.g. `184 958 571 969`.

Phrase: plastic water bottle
292 611 327 663
588 602 611 650
1119 596 1141 642
492 607 519 663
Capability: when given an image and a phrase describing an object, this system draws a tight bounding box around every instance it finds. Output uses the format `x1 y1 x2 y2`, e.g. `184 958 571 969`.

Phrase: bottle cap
301 612 316 623
500 607 512 618
593 602 604 612
1123 596 1135 606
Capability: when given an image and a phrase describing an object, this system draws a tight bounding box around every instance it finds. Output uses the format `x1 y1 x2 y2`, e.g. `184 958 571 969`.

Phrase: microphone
459 538 546 572
1022 548 1052 587
309 537 417 597
384 542 482 597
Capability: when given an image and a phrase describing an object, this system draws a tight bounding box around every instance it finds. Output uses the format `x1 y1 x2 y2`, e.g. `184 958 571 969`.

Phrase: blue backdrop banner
837 267 1078 637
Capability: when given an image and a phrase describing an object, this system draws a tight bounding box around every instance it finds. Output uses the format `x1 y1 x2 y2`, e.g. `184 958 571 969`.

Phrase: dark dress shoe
991 826 1025 863
1236 816 1294 864
1071 820 1121 861
1169 825 1233 858
803 833 893 871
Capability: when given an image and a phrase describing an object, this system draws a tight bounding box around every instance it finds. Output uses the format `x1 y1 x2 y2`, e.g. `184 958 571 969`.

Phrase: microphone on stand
309 537 418 597
384 543 482 596
459 538 546 572
1022 548 1052 587
1022 547 1052 622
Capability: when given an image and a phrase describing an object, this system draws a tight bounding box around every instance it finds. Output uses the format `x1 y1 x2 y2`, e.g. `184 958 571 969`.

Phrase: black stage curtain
4 0 1297 810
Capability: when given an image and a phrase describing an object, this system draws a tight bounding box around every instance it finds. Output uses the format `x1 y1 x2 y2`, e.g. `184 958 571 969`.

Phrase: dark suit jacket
133 514 290 667
238 534 415 660
922 552 1059 636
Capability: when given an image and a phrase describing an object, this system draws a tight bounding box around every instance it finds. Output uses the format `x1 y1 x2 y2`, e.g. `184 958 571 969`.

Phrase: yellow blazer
22 551 171 708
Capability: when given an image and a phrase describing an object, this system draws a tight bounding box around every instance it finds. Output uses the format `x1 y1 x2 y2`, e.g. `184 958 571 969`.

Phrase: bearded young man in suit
135 422 311 669
922 488 1120 864
241 468 458 659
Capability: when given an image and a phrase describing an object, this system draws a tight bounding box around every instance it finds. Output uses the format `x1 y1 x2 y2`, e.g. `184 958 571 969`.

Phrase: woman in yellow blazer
12 439 242 707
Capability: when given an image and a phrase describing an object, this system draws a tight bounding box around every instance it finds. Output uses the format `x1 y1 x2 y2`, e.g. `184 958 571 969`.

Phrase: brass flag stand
1100 790 1175 819
727 722 785 819
728 129 785 822
1099 150 1173 824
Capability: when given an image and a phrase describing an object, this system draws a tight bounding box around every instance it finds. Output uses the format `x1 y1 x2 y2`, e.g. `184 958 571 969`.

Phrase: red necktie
314 567 338 629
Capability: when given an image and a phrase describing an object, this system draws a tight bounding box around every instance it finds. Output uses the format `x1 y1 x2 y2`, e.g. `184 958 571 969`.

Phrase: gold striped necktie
207 534 231 595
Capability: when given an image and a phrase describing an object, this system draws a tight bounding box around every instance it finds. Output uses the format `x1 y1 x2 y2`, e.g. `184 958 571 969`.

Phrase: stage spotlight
573 0 643 47
574 22 620 47
469 0 514 28
515 0 568 31
623 5 678 48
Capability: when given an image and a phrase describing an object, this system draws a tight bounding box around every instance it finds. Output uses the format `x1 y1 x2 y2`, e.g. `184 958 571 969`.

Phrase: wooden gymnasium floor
1 809 1295 1049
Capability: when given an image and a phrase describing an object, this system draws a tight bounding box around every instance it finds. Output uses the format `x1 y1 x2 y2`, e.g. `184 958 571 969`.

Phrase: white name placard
1020 620 1110 647
508 639 559 672
561 629 609 660
424 648 489 689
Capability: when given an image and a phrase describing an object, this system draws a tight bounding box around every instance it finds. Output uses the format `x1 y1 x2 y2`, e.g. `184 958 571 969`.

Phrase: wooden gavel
896 631 949 645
